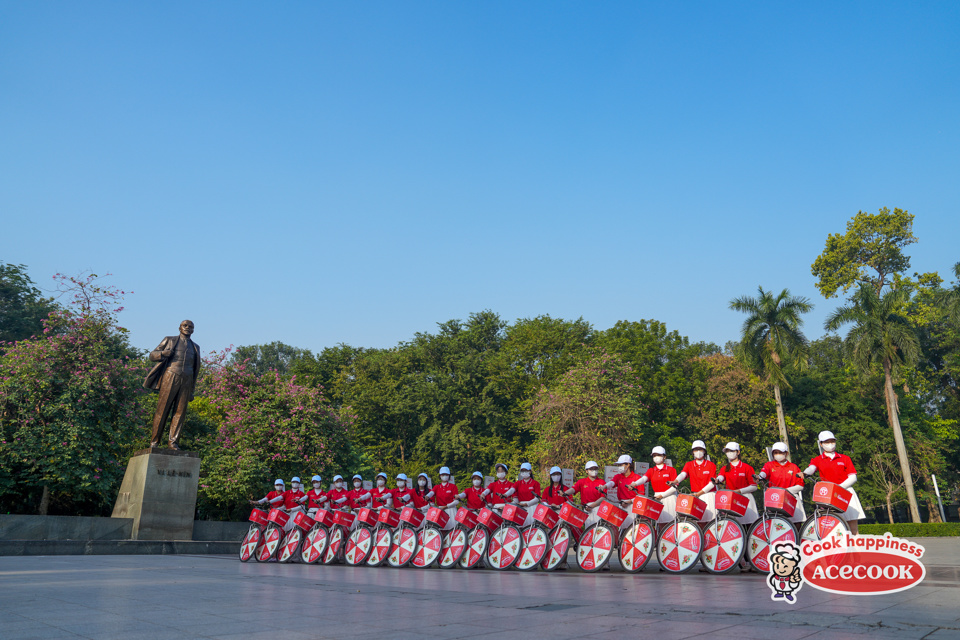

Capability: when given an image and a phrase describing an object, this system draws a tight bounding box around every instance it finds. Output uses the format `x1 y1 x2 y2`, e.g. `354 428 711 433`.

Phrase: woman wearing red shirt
716 442 759 527
412 473 434 511
673 440 717 523
513 462 541 526
433 467 459 530
541 466 569 508
758 441 805 524
606 454 644 533
391 474 416 511
305 475 329 518
326 475 352 511
482 463 516 510
565 460 609 527
348 474 372 510
457 471 487 510
802 430 865 533
370 472 393 510
637 447 678 524
251 479 287 510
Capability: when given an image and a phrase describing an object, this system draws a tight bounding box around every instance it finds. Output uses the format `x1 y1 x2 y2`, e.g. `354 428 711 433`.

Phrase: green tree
0 262 57 346
825 285 922 522
729 287 812 453
230 341 311 376
811 207 917 298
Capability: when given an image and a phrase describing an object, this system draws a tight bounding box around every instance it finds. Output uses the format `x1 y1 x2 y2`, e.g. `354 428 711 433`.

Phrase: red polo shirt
809 453 857 484
462 486 486 510
327 488 351 510
391 487 416 508
541 484 569 506
306 488 326 509
681 459 717 493
349 488 372 509
283 489 305 509
433 483 459 508
514 479 541 503
611 472 643 501
412 489 432 508
571 477 607 504
644 465 678 493
485 480 515 505
761 461 804 489
719 461 756 491
370 487 392 507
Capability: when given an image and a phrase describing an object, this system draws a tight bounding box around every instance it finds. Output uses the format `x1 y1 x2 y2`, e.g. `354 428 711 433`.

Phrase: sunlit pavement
1 539 958 640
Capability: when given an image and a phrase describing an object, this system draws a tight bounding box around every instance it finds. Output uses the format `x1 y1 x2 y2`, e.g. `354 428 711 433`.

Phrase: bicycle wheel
239 525 261 562
439 527 468 568
256 523 283 562
577 523 615 572
459 526 490 569
514 525 549 571
344 525 375 566
657 519 702 574
701 517 745 574
800 513 848 543
277 527 302 563
322 525 346 565
300 525 329 564
366 526 394 567
388 525 418 568
619 519 655 573
487 524 523 570
747 516 797 572
412 526 444 568
541 524 574 571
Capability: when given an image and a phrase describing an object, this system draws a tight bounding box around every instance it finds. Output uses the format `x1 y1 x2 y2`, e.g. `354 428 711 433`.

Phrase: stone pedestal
111 448 200 540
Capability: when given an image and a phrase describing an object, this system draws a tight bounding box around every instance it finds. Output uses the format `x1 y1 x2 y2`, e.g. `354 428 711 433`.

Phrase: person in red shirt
349 474 372 510
637 447 678 524
605 454 644 532
513 462 541 526
305 475 329 518
433 467 459 530
716 442 759 527
541 466 569 508
251 479 287 511
457 471 487 511
759 441 806 524
391 473 416 511
803 430 865 533
327 474 352 511
482 463 516 510
412 473 434 511
673 440 718 523
565 460 609 527
370 472 394 510
283 477 306 510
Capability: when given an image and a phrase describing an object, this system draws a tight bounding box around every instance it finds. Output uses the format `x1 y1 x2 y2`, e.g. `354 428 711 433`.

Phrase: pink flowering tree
0 273 147 515
194 361 357 520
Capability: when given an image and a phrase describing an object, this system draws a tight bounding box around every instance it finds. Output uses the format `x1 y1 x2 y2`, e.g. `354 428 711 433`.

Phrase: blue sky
2 2 958 356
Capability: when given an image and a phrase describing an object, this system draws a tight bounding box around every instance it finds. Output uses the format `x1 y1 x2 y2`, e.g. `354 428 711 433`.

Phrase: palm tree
729 287 813 453
825 284 921 523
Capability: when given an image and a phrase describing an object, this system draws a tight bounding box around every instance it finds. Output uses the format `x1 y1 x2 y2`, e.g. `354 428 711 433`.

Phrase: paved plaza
2 539 958 640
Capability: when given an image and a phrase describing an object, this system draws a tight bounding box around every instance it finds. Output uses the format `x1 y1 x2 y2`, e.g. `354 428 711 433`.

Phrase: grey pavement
1 538 958 640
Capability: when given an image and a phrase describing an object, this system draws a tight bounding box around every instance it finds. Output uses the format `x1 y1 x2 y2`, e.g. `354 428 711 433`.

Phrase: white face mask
473 479 482 487
496 471 506 480
440 475 449 483
396 481 405 489
587 469 598 478
725 451 738 462
312 482 321 489
693 450 705 460
376 479 385 487
774 453 787 462
551 474 561 483
291 483 300 490
822 442 837 453
334 481 343 489
619 465 631 474
275 486 284 492
520 471 530 479
418 479 427 487
653 456 664 465
353 481 361 488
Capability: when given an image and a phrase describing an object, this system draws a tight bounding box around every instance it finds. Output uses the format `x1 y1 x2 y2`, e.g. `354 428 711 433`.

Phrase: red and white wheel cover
301 527 328 564
323 526 344 564
388 526 418 567
439 528 468 567
577 524 614 571
367 528 394 566
240 527 261 562
278 528 302 562
257 525 282 562
344 527 373 565
487 525 522 570
658 521 702 572
459 527 489 569
802 514 847 543
748 517 796 572
702 519 744 572
412 527 443 568
515 526 548 569
619 521 654 572
541 525 571 570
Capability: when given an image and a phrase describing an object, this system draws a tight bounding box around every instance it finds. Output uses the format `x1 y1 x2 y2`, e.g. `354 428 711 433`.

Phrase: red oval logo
802 550 925 595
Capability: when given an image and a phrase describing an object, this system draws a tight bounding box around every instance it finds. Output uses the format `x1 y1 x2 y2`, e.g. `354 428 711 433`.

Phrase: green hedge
859 523 960 537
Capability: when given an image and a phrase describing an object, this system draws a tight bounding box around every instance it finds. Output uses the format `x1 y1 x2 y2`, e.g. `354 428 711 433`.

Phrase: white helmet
471 471 483 479
691 440 706 450
439 466 451 475
651 446 666 456
274 479 285 486
520 462 532 471
772 442 788 453
616 454 633 465
818 430 836 442
418 472 429 479
332 474 343 482
549 466 562 475
585 460 599 470
311 475 322 482
723 442 740 452
352 474 362 480
291 476 301 483
396 473 408 481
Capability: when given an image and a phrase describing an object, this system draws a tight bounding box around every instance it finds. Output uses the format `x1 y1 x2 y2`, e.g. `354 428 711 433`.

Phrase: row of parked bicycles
239 480 853 574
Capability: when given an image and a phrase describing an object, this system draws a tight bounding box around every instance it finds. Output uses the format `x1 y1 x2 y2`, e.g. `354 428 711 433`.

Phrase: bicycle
459 507 502 569
800 481 851 543
619 495 663 573
540 502 587 572
514 503 557 571
438 507 477 569
700 489 748 574
657 492 706 574
412 506 449 568
577 500 628 572
299 508 335 564
746 479 799 572
321 509 356 565
366 508 400 567
487 503 527 570
255 508 290 562
388 506 423 568
277 508 312 563
239 507 269 562
344 507 381 566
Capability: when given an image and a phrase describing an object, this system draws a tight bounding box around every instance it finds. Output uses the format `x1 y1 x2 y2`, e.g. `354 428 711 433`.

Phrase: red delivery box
292 511 316 531
267 509 290 527
454 508 478 528
313 508 335 528
632 496 664 520
812 482 851 512
675 494 707 519
333 510 356 527
377 508 401 527
714 490 749 516
558 502 588 529
501 504 528 526
763 488 797 517
597 501 628 527
477 507 503 530
355 508 379 528
532 504 559 529
400 506 424 527
248 508 268 526
426 506 450 528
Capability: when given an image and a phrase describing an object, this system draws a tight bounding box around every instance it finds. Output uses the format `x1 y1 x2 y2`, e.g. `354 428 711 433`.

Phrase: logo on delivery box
768 533 926 604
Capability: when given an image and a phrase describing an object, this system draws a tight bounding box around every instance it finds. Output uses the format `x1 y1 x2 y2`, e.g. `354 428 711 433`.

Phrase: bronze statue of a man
144 320 201 450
